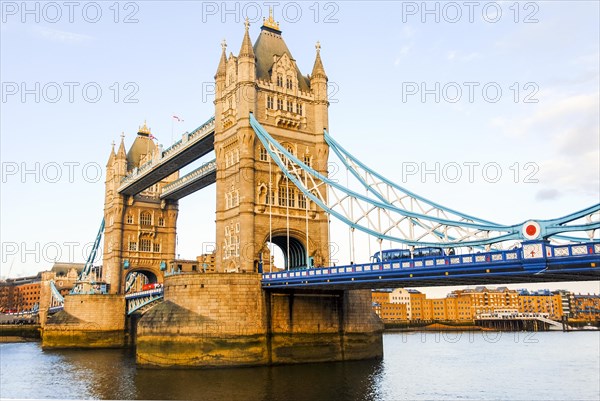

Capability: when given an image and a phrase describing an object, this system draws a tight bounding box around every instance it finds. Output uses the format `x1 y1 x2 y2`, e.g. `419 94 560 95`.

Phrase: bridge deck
118 117 215 196
262 241 600 290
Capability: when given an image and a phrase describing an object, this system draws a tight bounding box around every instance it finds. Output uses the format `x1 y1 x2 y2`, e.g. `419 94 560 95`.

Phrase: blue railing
261 241 600 287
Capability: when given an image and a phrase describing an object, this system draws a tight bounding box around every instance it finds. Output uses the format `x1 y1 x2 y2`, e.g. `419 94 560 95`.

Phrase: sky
1 1 598 297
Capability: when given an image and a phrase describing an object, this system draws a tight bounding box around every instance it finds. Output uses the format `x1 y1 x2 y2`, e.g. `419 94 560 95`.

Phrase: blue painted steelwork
124 272 138 293
326 131 599 243
261 241 600 289
250 114 599 247
118 116 216 195
70 218 105 295
48 281 65 313
81 218 104 279
125 288 164 315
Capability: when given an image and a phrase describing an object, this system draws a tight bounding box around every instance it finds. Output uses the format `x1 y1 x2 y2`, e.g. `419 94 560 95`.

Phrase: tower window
129 241 137 251
303 155 311 167
298 193 306 209
287 101 293 112
277 99 283 110
286 77 293 90
140 212 152 226
140 239 151 252
267 96 273 109
126 215 133 224
296 103 303 116
153 243 161 253
265 188 275 205
276 75 283 87
259 146 268 161
158 217 165 227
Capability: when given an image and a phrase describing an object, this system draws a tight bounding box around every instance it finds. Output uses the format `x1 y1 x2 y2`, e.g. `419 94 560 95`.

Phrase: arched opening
266 235 307 270
124 269 158 293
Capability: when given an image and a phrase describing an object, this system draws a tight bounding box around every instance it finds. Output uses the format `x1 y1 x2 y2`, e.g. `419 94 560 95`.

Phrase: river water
1 332 598 400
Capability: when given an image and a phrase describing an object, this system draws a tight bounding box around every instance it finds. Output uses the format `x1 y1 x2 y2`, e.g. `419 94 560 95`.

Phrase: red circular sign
525 224 537 236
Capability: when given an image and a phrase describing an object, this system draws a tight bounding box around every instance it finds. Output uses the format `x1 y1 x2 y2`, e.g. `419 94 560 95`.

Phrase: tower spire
311 41 327 79
106 140 116 166
238 18 255 59
117 132 126 159
215 39 227 79
261 6 281 33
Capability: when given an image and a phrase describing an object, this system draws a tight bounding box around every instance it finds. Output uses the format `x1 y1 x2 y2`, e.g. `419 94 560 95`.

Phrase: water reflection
134 359 383 401
2 333 599 400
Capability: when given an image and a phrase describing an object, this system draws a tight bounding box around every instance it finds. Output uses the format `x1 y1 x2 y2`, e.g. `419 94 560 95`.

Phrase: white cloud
491 91 599 198
33 26 92 44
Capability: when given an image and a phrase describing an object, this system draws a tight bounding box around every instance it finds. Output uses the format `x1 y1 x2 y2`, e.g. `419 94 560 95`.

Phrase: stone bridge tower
214 16 330 273
102 124 179 294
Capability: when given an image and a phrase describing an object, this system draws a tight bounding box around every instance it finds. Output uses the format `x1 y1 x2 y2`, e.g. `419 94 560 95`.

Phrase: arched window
276 75 283 87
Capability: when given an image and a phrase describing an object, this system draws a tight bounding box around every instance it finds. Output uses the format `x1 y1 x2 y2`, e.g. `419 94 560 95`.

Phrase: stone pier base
42 294 126 348
136 273 383 368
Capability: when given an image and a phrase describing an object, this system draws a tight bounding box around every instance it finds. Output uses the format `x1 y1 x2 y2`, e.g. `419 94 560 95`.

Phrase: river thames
1 331 598 400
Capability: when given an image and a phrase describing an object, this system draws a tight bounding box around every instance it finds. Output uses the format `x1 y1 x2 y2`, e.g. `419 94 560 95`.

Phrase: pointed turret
311 41 329 134
238 18 255 60
237 18 256 114
215 39 227 79
117 133 127 159
311 41 327 80
106 141 116 167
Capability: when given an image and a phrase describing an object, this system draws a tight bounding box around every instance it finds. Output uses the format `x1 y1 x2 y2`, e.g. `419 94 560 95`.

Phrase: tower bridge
41 16 600 368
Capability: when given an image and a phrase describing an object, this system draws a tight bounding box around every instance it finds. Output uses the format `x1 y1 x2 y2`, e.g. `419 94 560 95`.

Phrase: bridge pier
42 294 126 348
135 273 383 368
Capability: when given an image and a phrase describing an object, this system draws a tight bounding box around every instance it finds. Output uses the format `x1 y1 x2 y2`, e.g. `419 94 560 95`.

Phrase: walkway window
140 212 152 226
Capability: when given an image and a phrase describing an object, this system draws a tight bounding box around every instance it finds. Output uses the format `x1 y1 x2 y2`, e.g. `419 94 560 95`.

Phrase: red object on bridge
142 283 161 291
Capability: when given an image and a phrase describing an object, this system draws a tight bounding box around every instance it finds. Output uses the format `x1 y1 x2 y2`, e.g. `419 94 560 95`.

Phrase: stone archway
124 269 160 293
263 229 310 270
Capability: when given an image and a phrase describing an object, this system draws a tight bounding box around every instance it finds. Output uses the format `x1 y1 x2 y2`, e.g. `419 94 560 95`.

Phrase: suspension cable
269 149 273 273
305 168 310 268
286 169 290 270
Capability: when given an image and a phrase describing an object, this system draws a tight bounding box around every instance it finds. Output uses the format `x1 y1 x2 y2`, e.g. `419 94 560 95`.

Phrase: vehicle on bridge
142 283 162 291
371 247 444 263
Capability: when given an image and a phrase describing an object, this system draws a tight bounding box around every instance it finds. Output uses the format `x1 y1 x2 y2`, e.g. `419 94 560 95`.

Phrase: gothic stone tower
214 16 330 273
102 124 179 294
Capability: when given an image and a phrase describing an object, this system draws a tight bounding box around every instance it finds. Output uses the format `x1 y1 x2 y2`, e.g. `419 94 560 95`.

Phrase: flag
172 115 184 122
149 134 158 141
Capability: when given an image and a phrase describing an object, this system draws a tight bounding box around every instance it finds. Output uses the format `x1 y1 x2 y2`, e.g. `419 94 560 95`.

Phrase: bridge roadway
118 117 215 197
261 241 600 290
